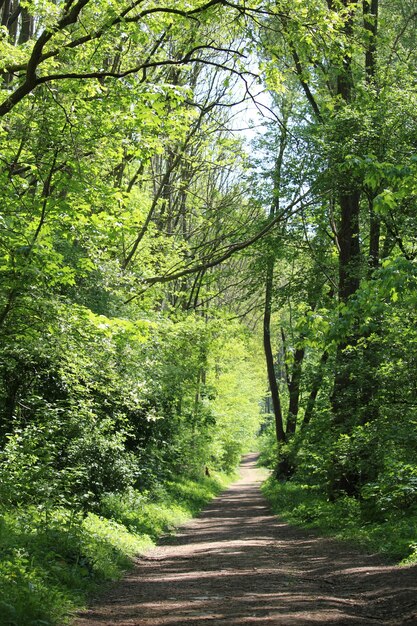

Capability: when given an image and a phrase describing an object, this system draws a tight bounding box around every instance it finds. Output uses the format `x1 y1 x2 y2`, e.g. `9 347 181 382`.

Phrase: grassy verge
0 471 234 626
262 477 417 564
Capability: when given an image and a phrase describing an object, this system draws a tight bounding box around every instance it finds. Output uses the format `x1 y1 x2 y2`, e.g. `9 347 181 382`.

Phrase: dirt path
74 454 417 625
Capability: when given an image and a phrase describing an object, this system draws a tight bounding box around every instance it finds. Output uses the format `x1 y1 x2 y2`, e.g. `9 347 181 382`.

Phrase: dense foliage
1 0 417 622
255 0 417 562
0 1 267 622
0 2 265 497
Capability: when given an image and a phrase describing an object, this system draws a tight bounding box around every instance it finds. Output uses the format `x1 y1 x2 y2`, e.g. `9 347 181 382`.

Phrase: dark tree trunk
331 190 361 428
1 0 11 26
337 190 361 301
263 257 286 444
262 113 289 448
360 0 380 426
363 0 378 83
302 351 329 429
369 201 381 270
331 1 362 428
286 346 305 436
365 0 380 272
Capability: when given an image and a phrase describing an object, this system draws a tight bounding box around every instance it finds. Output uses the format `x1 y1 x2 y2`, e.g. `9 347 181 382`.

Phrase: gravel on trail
73 453 417 626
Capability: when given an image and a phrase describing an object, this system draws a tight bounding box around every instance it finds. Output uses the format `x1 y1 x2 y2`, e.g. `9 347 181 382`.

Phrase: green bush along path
2 0 417 623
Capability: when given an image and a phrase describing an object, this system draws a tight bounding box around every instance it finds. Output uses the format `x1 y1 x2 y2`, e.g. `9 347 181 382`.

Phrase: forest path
74 454 417 625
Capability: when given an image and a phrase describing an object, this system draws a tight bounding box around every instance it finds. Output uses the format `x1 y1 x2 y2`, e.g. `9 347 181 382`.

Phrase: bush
361 463 417 521
0 414 137 512
262 475 417 562
0 470 233 626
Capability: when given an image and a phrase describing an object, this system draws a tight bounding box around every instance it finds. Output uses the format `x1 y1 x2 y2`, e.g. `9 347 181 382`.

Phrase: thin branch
124 190 317 303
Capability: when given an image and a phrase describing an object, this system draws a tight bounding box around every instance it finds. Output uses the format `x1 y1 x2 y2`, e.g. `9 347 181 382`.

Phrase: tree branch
124 189 317 303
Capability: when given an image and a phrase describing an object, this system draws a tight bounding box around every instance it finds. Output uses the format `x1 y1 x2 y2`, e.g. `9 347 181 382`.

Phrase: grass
0 471 233 626
262 476 417 564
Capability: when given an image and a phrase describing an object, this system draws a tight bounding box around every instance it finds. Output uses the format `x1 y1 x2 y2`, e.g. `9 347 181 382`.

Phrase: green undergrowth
262 477 417 564
0 471 233 626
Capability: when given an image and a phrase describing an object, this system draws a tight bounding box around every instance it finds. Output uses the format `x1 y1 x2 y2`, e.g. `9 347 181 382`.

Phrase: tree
1 0 274 508
252 0 417 504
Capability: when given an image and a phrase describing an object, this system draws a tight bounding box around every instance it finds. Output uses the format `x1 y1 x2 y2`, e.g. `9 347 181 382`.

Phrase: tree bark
286 346 305 436
331 1 363 427
262 110 290 447
302 351 329 429
263 257 286 444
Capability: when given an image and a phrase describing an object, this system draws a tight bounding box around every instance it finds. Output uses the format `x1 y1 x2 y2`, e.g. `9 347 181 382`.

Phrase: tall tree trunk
18 6 33 44
262 110 289 448
302 351 329 429
363 0 378 83
368 199 381 270
331 190 361 428
364 0 380 274
263 256 285 444
281 327 306 436
286 346 305 436
331 0 363 428
359 0 380 427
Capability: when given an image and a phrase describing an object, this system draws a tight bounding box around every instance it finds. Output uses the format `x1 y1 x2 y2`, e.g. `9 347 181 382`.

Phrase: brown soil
73 454 417 625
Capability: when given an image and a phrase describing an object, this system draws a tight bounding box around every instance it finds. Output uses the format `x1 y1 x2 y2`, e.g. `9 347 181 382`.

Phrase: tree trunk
286 346 305 436
368 201 380 270
263 256 286 444
302 351 329 429
331 1 362 427
331 190 361 428
262 110 290 448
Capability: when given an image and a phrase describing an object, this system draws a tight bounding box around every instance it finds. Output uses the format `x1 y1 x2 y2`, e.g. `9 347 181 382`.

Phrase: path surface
74 454 417 625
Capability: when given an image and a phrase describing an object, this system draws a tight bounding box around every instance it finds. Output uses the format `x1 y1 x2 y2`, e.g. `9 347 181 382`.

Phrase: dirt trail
74 454 417 625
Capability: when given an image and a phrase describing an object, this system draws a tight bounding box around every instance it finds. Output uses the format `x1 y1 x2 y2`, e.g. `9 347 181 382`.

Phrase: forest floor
73 454 417 626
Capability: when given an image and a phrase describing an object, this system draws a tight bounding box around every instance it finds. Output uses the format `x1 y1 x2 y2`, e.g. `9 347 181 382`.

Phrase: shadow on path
74 453 417 626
